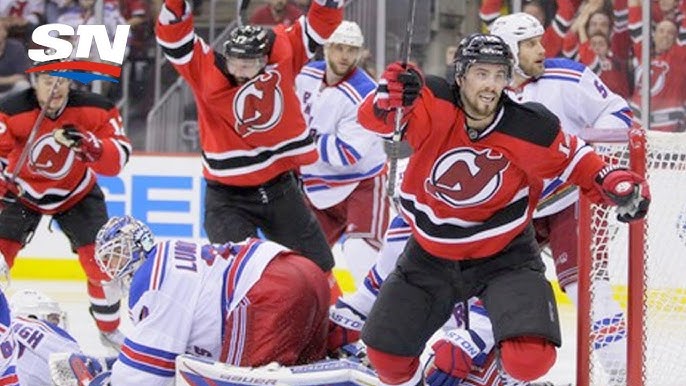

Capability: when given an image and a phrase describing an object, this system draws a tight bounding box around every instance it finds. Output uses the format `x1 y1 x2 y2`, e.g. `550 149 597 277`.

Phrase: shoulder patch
346 67 376 97
425 75 457 105
0 89 38 115
67 89 115 110
498 98 560 147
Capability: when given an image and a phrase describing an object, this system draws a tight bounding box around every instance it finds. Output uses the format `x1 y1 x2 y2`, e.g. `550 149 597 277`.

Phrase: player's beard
326 57 355 78
462 90 499 121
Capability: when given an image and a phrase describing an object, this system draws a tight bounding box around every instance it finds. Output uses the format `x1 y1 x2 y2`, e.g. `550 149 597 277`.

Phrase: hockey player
9 289 116 386
0 69 132 351
0 288 18 385
90 215 330 385
490 12 635 384
155 0 345 300
295 20 390 286
356 33 650 385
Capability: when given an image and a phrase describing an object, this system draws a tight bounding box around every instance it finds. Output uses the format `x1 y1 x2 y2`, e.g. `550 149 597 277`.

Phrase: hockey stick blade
386 0 418 197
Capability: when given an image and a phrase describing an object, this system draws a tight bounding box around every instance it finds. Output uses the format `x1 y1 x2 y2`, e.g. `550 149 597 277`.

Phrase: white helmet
327 21 364 48
10 289 68 329
489 13 544 70
95 216 155 284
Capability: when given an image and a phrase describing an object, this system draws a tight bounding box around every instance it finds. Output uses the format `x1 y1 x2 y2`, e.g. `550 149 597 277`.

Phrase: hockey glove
313 0 345 8
53 125 103 163
327 298 366 353
383 139 413 159
595 166 650 223
164 0 187 19
424 329 488 386
374 62 424 111
49 352 114 386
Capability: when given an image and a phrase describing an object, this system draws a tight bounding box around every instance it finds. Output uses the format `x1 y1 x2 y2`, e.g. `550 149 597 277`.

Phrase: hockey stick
236 0 251 27
386 0 417 197
7 77 64 188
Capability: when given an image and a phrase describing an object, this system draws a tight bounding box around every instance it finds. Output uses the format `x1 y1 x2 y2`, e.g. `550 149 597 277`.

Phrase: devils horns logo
233 70 284 137
425 148 509 207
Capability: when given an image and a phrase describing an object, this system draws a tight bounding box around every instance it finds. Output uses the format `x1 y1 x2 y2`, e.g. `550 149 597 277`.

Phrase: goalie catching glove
53 125 103 163
49 352 115 386
595 166 650 223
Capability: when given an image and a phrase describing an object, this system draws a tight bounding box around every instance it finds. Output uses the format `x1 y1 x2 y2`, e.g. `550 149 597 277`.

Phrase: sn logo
28 24 130 64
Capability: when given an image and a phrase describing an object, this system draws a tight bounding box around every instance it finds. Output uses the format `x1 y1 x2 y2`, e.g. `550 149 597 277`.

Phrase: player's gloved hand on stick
424 329 487 386
327 298 366 354
595 166 650 223
53 125 103 163
374 62 424 111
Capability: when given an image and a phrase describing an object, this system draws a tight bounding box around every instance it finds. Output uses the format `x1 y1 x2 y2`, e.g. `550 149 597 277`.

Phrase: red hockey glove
313 0 345 8
424 329 487 386
327 298 365 353
374 62 424 111
53 125 103 163
164 0 186 19
595 166 650 223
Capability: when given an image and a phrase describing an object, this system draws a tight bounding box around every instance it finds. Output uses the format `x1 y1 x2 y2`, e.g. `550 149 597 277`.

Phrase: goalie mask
10 289 68 330
95 216 155 284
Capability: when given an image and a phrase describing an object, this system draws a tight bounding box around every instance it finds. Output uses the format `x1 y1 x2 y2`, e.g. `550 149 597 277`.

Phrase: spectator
629 0 686 132
0 21 30 100
586 32 631 98
249 0 303 27
291 0 310 14
480 0 577 58
0 0 45 42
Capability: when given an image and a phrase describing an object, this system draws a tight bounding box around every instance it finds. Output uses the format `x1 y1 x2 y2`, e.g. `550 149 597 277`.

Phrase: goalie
62 215 332 385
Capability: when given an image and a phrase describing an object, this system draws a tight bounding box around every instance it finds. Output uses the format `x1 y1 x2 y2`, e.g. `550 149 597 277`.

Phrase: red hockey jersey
358 76 607 260
0 89 131 214
155 0 342 186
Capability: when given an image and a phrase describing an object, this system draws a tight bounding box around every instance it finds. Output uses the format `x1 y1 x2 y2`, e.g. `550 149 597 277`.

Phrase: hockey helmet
327 21 364 48
223 25 273 59
95 216 155 282
10 289 68 329
453 33 514 79
489 12 545 69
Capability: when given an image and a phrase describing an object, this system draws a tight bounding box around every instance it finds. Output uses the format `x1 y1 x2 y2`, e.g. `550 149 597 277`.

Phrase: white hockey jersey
111 238 289 386
12 317 81 386
296 61 386 209
0 292 18 386
505 58 633 217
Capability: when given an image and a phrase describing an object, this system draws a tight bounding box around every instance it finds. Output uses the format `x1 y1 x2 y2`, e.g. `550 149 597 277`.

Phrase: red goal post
577 128 686 386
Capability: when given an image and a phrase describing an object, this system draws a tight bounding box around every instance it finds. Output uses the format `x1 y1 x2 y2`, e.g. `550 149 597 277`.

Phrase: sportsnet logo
26 24 130 84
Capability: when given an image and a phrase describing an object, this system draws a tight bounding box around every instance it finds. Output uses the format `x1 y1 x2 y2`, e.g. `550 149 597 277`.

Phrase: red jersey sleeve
89 106 131 176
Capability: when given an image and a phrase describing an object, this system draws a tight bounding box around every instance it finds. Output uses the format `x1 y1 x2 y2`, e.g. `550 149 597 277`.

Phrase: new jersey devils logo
29 133 75 179
425 148 509 207
233 70 284 137
637 60 670 96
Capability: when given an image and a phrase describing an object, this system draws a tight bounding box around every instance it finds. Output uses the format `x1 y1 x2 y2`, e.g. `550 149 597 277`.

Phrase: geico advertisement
19 155 208 260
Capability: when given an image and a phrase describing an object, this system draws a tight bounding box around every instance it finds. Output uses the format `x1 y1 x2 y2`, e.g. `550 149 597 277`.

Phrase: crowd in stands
0 0 684 137
476 0 686 132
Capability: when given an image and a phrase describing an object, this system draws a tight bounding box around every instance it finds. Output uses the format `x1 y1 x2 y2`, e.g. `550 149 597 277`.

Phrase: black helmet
453 33 514 79
223 25 273 59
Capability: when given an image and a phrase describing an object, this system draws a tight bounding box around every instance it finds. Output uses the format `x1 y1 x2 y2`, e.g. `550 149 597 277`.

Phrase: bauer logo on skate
26 23 130 84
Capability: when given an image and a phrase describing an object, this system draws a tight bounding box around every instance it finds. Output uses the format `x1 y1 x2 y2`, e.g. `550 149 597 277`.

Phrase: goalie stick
386 0 417 197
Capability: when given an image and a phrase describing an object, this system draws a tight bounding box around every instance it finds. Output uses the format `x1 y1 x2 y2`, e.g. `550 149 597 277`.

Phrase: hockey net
577 129 686 386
